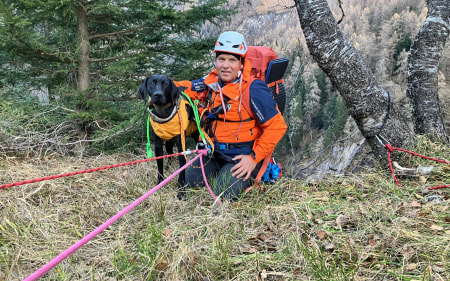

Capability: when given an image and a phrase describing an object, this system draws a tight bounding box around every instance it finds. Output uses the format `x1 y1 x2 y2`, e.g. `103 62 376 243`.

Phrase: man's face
215 53 241 83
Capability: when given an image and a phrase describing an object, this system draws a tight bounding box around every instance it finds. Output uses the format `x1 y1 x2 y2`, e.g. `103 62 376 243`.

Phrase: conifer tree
0 0 230 151
0 0 229 117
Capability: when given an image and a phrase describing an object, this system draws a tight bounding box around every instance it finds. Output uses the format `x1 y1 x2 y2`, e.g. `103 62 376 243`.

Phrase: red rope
0 150 202 190
384 143 450 190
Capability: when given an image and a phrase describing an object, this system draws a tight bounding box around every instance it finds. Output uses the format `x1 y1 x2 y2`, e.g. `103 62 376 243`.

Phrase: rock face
292 118 375 182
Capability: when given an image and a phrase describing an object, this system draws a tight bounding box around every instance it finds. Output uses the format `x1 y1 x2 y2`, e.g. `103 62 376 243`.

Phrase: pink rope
24 150 206 281
200 155 227 210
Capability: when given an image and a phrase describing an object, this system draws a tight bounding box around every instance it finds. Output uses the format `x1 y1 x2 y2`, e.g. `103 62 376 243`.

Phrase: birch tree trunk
293 0 414 157
407 0 449 143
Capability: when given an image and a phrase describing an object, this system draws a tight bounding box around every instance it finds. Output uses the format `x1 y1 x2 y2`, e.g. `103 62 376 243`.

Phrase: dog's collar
148 97 182 124
149 106 177 124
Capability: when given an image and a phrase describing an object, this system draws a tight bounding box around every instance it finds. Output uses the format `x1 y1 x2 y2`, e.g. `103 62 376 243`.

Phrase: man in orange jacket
175 31 287 201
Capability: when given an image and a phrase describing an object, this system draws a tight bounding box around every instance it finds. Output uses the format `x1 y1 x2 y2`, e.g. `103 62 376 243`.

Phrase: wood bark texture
294 0 415 157
407 0 449 143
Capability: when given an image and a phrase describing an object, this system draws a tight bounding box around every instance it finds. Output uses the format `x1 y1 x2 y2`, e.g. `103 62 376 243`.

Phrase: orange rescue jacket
175 59 287 163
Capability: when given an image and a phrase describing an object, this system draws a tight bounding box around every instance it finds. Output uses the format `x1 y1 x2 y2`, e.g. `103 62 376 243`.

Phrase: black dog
138 75 199 199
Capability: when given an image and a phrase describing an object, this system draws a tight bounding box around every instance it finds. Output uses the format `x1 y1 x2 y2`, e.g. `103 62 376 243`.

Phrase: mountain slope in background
209 0 449 180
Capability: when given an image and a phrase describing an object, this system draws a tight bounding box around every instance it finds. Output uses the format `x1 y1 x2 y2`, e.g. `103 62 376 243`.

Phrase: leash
376 135 449 190
180 91 214 153
146 114 154 158
0 151 201 190
199 155 227 210
23 150 208 281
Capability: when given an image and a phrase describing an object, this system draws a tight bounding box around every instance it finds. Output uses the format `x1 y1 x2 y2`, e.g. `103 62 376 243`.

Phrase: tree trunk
407 0 449 143
293 0 414 157
77 5 91 96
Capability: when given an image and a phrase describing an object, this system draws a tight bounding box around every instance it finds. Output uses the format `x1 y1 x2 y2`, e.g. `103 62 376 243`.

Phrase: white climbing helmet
214 31 248 57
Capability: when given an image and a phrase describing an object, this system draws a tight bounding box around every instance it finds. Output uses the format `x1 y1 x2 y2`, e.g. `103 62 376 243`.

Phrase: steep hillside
0 139 448 280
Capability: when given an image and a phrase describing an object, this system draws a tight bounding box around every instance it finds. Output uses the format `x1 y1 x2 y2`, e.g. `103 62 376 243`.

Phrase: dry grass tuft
0 144 448 281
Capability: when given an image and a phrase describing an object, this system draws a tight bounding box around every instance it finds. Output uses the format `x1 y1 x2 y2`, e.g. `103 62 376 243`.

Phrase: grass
0 138 448 281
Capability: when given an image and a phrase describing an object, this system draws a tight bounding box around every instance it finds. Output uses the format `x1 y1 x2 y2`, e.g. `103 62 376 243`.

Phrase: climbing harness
145 94 198 158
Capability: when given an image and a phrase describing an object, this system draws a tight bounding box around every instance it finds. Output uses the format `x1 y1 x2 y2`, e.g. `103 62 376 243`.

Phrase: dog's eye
150 82 155 86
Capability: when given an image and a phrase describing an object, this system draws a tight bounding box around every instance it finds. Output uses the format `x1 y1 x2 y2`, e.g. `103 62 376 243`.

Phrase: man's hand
231 154 257 180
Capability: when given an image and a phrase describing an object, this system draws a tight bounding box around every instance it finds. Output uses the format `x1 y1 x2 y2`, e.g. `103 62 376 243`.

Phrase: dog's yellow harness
148 96 198 151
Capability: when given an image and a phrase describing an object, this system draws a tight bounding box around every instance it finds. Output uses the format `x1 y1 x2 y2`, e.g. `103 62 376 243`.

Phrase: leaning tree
293 0 449 157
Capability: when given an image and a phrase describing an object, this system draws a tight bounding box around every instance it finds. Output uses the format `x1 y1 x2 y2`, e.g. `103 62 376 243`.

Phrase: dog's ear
168 78 181 104
138 77 149 104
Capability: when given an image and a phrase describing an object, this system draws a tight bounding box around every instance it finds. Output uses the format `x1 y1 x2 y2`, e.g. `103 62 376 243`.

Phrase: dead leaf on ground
242 246 258 254
431 263 445 273
410 200 422 208
316 230 326 239
162 228 173 237
258 233 268 241
232 201 243 208
404 263 417 271
406 211 417 218
323 242 335 251
336 214 353 228
401 245 415 257
430 224 444 231
156 255 169 270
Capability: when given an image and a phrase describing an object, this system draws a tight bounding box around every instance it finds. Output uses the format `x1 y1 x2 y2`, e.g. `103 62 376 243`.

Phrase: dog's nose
152 91 165 104
153 91 163 97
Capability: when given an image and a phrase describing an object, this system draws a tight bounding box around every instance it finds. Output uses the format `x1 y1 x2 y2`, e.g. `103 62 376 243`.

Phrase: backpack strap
240 77 257 120
240 80 274 191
